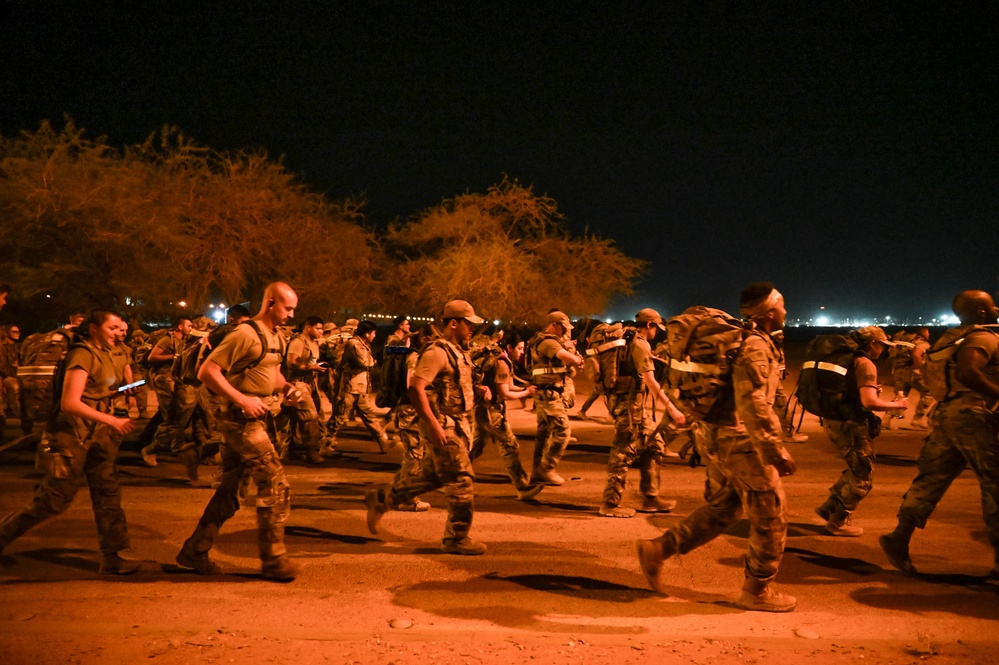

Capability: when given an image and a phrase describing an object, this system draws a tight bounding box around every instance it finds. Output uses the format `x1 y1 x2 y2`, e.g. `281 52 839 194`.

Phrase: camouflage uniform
665 331 791 583
330 335 388 449
894 329 999 560
391 349 424 482
180 321 292 569
377 339 476 546
470 354 532 491
273 332 324 459
150 332 214 457
0 340 130 556
887 336 935 422
148 333 179 434
601 333 664 506
815 354 879 521
0 336 20 415
528 332 574 478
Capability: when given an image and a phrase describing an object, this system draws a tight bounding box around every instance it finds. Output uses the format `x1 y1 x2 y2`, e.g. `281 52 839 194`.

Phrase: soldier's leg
531 401 551 474
820 420 875 516
82 426 130 554
896 425 967 529
739 481 788 583
469 404 490 462
539 396 572 471
602 395 638 507
493 415 531 490
353 392 389 448
395 406 424 479
948 405 999 557
578 381 603 416
0 430 87 548
436 420 476 547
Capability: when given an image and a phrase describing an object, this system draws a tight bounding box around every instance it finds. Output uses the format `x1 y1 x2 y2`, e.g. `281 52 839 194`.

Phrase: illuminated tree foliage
1 120 644 325
0 120 383 321
384 178 646 322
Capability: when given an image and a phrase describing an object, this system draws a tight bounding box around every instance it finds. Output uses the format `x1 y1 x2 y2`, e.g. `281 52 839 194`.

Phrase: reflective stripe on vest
531 367 568 376
585 338 627 356
17 365 58 377
801 360 849 376
669 358 723 375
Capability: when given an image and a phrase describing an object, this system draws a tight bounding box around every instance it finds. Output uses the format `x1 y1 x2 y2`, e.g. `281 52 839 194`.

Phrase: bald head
952 290 999 325
258 282 298 327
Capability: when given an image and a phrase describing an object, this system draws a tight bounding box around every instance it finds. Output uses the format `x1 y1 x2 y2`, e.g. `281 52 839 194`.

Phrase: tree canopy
1 119 644 327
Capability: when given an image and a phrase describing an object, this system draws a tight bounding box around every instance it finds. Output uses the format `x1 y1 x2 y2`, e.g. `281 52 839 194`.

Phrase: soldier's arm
61 368 135 435
640 369 685 424
198 359 268 418
409 376 447 447
554 347 583 367
147 337 176 364
734 339 794 473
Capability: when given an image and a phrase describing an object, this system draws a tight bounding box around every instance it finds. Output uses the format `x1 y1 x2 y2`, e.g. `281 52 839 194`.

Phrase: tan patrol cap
854 325 894 346
442 300 484 324
635 308 666 331
323 322 338 333
546 311 573 331
344 318 359 328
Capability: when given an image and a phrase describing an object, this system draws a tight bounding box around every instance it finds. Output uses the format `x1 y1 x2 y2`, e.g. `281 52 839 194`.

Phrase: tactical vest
528 333 568 390
423 340 474 418
923 325 999 402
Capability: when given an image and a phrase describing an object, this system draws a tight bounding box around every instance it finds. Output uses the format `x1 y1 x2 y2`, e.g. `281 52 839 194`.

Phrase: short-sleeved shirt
64 341 118 403
955 329 999 394
535 337 564 362
207 320 285 397
150 334 179 374
853 355 879 391
342 336 375 393
412 344 452 385
287 333 320 381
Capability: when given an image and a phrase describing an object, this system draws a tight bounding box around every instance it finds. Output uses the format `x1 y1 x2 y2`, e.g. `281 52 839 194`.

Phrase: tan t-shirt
207 321 285 397
854 355 879 391
955 329 999 394
64 341 118 402
150 334 178 374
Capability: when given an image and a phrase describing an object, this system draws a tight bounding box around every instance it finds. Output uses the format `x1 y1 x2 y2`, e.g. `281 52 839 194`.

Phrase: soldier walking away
365 300 488 555
174 282 305 581
528 311 584 486
329 320 391 453
880 290 999 577
813 326 908 537
0 310 141 575
636 283 798 612
599 309 686 517
140 316 193 466
884 327 935 429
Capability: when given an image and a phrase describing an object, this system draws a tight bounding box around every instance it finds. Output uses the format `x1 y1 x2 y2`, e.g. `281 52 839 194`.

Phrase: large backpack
795 334 869 421
527 332 569 390
16 328 77 422
375 342 417 409
660 306 748 422
469 343 506 397
585 323 639 394
923 325 999 402
888 330 919 371
171 329 213 386
135 328 171 370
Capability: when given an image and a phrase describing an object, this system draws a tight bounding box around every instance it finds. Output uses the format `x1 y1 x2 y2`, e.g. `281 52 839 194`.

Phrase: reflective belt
585 338 626 356
17 365 57 377
668 358 723 375
801 360 848 376
531 367 568 376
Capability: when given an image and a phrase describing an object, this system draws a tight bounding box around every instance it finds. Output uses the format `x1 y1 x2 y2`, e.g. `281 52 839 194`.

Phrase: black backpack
375 343 417 409
795 334 870 422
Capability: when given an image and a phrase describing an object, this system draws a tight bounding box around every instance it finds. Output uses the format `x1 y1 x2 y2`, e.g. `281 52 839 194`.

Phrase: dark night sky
2 2 997 322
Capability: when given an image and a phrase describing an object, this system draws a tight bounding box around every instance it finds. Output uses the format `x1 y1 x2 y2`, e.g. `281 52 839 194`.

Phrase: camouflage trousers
3 375 20 414
392 404 424 482
897 398 999 555
330 392 387 446
0 420 129 554
150 372 176 423
384 414 475 545
818 419 875 516
670 421 787 583
182 404 291 564
532 392 572 475
471 402 531 491
602 393 662 506
773 382 795 434
579 381 605 416
888 369 936 420
273 381 324 457
150 382 213 454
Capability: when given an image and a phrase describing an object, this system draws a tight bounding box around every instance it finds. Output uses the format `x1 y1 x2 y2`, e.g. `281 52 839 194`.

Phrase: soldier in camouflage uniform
365 300 487 555
329 320 390 452
275 316 327 464
814 326 909 537
1 324 21 418
0 311 141 575
469 332 543 500
141 316 193 466
127 329 150 416
880 290 999 578
528 311 584 485
636 283 798 612
884 327 935 429
175 282 304 581
599 309 687 518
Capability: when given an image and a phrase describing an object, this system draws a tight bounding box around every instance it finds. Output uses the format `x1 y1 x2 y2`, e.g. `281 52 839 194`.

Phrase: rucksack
923 325 999 402
375 342 417 409
660 306 748 422
171 329 212 386
470 343 506 396
527 332 570 389
795 334 869 421
16 328 77 422
135 328 171 370
585 324 639 394
888 330 919 371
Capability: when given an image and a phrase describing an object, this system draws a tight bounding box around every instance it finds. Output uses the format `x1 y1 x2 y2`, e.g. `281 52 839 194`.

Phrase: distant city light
816 315 830 326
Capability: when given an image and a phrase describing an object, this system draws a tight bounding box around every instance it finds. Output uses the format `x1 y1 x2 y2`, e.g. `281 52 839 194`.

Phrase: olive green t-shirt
64 341 118 402
207 320 285 397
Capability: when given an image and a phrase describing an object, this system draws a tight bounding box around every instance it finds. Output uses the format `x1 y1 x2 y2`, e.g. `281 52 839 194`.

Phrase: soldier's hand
526 385 538 397
476 385 492 402
893 397 910 410
110 417 136 436
772 455 796 477
240 396 269 419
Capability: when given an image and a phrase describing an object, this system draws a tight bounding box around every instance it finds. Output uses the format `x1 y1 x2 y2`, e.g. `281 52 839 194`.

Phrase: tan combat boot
737 577 796 612
635 531 678 593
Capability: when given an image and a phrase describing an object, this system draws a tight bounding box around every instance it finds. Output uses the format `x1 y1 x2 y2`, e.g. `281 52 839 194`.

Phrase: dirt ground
2 368 998 664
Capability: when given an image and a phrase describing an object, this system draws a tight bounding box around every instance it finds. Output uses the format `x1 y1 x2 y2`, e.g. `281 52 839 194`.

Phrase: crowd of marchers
0 281 997 612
